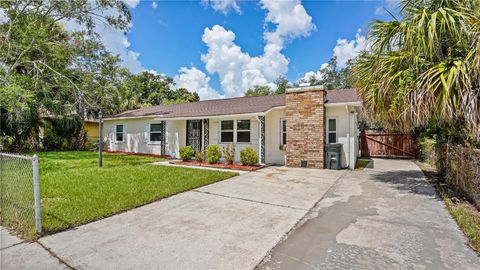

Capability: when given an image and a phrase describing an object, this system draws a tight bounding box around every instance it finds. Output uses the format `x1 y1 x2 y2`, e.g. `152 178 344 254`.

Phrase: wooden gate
360 130 418 158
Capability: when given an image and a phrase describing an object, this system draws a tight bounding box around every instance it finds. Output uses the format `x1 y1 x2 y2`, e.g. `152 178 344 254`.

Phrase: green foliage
179 146 194 161
0 1 200 152
244 85 273 97
240 147 259 166
3 151 235 234
244 76 291 96
304 56 354 89
206 145 222 164
354 0 480 137
195 151 204 162
274 76 289 94
222 144 236 165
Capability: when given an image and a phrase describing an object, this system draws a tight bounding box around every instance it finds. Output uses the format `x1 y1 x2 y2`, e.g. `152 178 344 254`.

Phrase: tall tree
305 56 353 89
354 0 480 137
274 75 289 94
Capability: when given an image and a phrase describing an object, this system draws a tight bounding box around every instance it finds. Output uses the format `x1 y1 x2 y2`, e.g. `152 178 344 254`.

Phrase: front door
186 120 202 154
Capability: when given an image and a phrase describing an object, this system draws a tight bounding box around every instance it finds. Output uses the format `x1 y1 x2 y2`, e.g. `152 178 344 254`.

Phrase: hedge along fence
442 144 480 209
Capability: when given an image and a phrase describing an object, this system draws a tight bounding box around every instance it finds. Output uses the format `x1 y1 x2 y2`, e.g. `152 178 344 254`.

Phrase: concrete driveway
2 166 344 270
2 160 478 269
258 159 479 270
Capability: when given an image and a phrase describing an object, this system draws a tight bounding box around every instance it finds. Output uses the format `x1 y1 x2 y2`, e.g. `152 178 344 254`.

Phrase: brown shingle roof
106 88 360 119
324 88 361 104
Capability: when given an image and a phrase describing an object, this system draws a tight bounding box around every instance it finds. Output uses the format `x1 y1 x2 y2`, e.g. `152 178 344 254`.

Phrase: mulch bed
170 160 264 171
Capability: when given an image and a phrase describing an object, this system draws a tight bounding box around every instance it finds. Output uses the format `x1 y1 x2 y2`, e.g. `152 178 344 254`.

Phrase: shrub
179 146 194 161
222 144 236 164
195 151 204 162
206 145 222 164
240 147 259 166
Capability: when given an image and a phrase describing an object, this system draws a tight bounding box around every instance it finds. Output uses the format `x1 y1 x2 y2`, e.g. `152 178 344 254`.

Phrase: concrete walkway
258 159 479 270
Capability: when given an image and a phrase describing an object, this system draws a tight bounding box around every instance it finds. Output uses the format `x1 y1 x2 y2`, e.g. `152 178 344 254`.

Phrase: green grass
355 158 372 170
2 151 236 238
442 195 480 253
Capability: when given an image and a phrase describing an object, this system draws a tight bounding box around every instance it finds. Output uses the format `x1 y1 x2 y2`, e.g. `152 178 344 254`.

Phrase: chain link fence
443 145 480 209
0 153 41 239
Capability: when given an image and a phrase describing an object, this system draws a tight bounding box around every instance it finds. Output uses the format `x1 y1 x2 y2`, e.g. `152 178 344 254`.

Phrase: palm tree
354 0 480 137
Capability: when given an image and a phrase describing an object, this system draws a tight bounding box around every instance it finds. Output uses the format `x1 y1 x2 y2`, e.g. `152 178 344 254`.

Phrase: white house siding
104 118 186 157
104 105 358 168
265 108 286 164
325 105 359 169
165 120 186 158
208 116 260 163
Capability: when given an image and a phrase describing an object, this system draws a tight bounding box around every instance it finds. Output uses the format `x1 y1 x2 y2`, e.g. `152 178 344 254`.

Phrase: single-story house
103 86 362 169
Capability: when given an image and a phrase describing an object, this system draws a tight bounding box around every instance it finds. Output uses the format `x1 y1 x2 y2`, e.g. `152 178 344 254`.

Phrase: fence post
32 155 42 234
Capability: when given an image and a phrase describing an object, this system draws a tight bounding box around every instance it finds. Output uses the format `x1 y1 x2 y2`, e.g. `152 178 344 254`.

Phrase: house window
150 123 164 142
281 119 287 145
221 120 234 142
236 120 250 143
220 120 251 143
115 125 124 142
327 118 337 143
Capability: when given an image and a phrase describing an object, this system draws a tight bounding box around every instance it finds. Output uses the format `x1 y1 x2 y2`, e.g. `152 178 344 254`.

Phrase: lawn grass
355 158 372 170
416 161 480 254
3 151 236 237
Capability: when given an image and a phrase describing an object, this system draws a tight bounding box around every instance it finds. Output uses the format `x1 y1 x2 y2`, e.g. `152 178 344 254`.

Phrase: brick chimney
285 85 326 169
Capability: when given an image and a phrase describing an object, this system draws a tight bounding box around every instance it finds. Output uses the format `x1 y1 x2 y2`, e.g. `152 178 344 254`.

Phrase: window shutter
123 125 127 142
144 124 149 143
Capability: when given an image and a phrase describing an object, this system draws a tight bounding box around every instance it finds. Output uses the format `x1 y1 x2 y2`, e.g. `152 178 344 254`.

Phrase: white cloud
63 7 144 73
261 0 316 48
124 0 140 9
174 67 223 100
333 29 368 68
301 63 329 82
152 1 158 9
122 37 131 48
202 0 241 14
0 8 7 24
197 0 315 98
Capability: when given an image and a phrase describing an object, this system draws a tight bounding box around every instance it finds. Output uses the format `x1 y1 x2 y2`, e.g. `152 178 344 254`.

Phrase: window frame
236 120 251 143
220 120 235 143
115 124 124 143
326 117 338 144
220 119 251 144
149 122 164 144
280 118 287 146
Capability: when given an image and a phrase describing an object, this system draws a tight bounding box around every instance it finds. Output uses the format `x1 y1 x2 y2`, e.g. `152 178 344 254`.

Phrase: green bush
179 146 194 161
195 151 204 162
418 137 437 165
240 147 259 166
222 144 236 164
206 145 222 164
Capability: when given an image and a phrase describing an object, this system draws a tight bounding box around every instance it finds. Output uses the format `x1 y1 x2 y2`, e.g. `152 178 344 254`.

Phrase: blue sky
116 0 397 99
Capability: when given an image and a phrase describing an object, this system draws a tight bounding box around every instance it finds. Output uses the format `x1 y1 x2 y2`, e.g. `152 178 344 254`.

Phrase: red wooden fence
360 130 418 158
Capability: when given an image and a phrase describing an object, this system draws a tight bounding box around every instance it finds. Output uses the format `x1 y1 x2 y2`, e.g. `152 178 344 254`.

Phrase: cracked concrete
257 159 479 270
